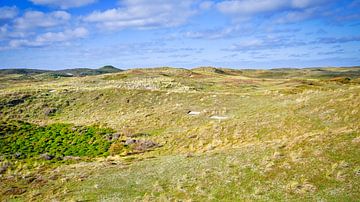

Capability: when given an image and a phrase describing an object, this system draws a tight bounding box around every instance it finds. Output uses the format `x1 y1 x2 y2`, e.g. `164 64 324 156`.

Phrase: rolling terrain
0 66 360 201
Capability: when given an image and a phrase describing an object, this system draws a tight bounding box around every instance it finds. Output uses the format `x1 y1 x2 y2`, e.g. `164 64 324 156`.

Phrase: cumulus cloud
0 24 32 41
36 27 88 43
1 8 87 50
30 0 96 9
14 11 71 30
9 27 88 48
0 6 19 19
84 0 197 30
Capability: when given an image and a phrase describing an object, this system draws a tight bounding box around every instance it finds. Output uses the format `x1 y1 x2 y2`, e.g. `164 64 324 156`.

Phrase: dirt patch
124 139 160 152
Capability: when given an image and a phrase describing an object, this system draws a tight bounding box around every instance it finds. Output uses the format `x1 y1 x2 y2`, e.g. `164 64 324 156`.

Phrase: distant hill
98 65 122 73
192 66 243 75
0 69 50 75
0 66 123 77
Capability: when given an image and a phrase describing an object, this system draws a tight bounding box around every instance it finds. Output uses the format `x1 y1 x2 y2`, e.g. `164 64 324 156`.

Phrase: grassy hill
0 65 123 78
0 69 50 75
0 66 359 201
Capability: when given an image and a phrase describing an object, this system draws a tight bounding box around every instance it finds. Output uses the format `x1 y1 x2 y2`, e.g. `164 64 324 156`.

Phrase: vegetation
0 65 123 78
0 120 114 159
0 66 359 201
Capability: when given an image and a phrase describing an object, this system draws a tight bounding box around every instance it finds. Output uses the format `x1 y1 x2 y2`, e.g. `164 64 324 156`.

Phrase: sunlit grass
0 67 359 201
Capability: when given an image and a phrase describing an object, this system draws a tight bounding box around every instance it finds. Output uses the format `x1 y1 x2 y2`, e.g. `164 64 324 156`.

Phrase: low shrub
109 142 125 156
0 120 114 159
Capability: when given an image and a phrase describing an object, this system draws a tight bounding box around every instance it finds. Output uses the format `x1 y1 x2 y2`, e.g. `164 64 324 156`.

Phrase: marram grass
0 66 359 201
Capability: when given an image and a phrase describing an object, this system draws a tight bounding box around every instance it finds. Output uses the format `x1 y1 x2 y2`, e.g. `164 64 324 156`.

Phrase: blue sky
0 0 359 69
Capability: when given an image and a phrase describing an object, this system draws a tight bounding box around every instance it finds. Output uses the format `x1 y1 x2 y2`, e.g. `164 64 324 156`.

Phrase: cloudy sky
0 0 359 69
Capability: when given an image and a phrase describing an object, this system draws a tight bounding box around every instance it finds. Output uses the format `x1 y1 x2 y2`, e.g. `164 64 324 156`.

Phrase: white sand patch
188 111 201 115
210 115 228 120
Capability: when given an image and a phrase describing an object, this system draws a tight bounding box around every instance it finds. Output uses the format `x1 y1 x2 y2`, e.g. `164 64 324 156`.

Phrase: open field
1 66 360 201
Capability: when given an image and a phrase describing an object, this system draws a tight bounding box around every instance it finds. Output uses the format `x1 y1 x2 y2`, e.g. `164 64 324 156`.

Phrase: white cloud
30 0 96 9
276 7 318 23
291 0 329 8
9 27 88 48
14 11 71 30
36 27 88 43
84 0 197 30
0 24 34 41
184 25 249 39
216 0 331 16
224 35 307 51
0 6 19 19
0 25 8 40
217 0 287 15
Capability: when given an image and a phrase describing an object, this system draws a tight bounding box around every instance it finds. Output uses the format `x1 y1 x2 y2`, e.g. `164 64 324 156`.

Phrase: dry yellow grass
1 66 359 201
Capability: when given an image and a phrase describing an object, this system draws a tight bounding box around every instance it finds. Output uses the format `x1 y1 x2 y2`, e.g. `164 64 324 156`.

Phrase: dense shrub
0 120 114 159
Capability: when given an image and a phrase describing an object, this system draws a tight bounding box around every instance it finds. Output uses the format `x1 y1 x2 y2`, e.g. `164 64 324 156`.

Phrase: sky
0 0 359 70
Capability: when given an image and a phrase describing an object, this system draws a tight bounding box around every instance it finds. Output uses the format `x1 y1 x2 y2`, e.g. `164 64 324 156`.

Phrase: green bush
0 120 114 159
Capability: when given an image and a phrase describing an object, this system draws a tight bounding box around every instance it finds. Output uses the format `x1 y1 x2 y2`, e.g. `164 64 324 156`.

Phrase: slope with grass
0 66 359 201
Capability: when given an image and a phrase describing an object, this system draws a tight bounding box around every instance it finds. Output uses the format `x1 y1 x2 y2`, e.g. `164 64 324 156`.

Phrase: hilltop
0 66 359 201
